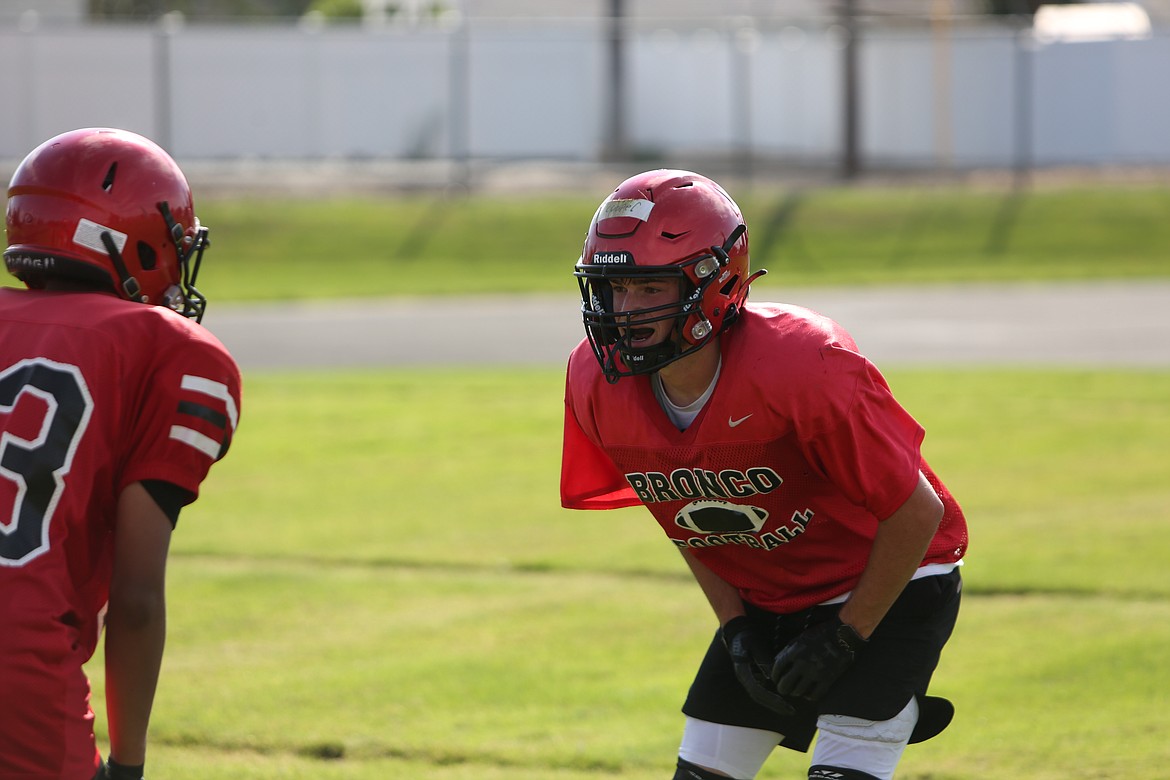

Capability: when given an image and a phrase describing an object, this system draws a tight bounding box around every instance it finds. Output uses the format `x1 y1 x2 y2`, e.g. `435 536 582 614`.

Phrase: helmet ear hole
719 274 739 297
137 241 157 270
102 162 118 192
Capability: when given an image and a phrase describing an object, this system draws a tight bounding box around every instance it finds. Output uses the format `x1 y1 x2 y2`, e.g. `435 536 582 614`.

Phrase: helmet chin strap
610 315 701 382
610 282 718 380
616 338 680 377
99 230 143 302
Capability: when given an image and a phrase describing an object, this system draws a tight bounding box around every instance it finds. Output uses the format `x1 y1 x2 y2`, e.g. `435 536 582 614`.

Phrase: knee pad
677 717 778 779
675 757 742 780
810 698 918 780
809 767 881 780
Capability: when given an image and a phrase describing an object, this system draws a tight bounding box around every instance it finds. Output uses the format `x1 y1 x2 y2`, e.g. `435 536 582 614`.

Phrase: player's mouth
626 326 657 345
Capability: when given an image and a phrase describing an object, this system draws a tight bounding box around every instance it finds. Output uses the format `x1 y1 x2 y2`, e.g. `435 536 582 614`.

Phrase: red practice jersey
0 289 241 779
562 303 967 613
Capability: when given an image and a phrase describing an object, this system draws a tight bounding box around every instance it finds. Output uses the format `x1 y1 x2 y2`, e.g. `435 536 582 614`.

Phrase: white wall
0 0 84 24
2 17 1169 171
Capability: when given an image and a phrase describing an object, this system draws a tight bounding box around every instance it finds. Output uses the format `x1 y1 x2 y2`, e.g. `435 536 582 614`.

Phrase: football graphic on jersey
674 500 769 534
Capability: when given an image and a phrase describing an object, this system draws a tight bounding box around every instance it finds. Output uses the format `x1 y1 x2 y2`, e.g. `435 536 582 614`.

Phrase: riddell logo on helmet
5 254 57 272
592 251 633 265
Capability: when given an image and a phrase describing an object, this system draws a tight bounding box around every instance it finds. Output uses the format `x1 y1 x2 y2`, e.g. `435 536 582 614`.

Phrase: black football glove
771 616 867 702
97 758 145 780
721 616 795 717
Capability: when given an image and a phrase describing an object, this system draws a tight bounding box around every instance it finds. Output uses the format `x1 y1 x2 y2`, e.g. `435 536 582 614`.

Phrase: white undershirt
819 561 962 605
651 356 722 430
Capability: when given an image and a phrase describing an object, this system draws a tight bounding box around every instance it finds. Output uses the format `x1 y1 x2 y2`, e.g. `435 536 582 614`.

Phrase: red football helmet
574 169 765 381
4 127 210 321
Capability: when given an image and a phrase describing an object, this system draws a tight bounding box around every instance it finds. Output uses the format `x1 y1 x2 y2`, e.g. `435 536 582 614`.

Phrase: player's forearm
838 472 943 639
104 592 167 765
680 549 745 626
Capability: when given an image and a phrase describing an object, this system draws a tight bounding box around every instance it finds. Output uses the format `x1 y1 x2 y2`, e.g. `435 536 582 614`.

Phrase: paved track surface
201 280 1170 371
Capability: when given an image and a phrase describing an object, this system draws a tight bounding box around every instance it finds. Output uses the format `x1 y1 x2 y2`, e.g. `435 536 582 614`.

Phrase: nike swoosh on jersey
728 414 753 427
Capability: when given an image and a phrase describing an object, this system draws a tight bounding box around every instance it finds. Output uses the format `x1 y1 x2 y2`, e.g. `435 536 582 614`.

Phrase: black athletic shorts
681 569 962 753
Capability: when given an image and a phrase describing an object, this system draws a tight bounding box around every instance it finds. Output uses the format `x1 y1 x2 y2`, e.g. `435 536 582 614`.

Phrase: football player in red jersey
0 128 241 780
561 170 967 780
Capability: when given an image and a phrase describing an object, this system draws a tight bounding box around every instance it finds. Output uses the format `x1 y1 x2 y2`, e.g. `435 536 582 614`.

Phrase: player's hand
771 616 866 701
721 616 795 717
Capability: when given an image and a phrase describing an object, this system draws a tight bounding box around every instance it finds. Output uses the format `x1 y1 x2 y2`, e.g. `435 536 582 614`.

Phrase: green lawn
191 185 1170 299
8 183 1161 300
83 367 1170 779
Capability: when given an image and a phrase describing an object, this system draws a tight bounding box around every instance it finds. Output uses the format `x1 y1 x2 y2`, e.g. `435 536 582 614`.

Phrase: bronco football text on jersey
624 466 783 503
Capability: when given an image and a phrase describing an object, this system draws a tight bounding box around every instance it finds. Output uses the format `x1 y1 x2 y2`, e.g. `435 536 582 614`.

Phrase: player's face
609 276 683 348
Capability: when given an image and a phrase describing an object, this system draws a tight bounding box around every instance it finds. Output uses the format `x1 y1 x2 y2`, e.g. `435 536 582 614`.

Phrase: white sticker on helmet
599 198 655 222
73 218 128 254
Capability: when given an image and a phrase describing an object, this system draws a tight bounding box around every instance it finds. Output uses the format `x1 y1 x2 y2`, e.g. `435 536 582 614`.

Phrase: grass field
189 184 1170 300
81 367 1170 779
40 179 1169 778
7 181 1162 300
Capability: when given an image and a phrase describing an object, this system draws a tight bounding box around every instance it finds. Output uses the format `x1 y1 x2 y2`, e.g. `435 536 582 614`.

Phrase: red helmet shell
580 169 751 346
5 127 198 307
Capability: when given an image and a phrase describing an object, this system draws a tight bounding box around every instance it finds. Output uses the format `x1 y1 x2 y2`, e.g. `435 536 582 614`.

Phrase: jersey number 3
0 359 92 567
